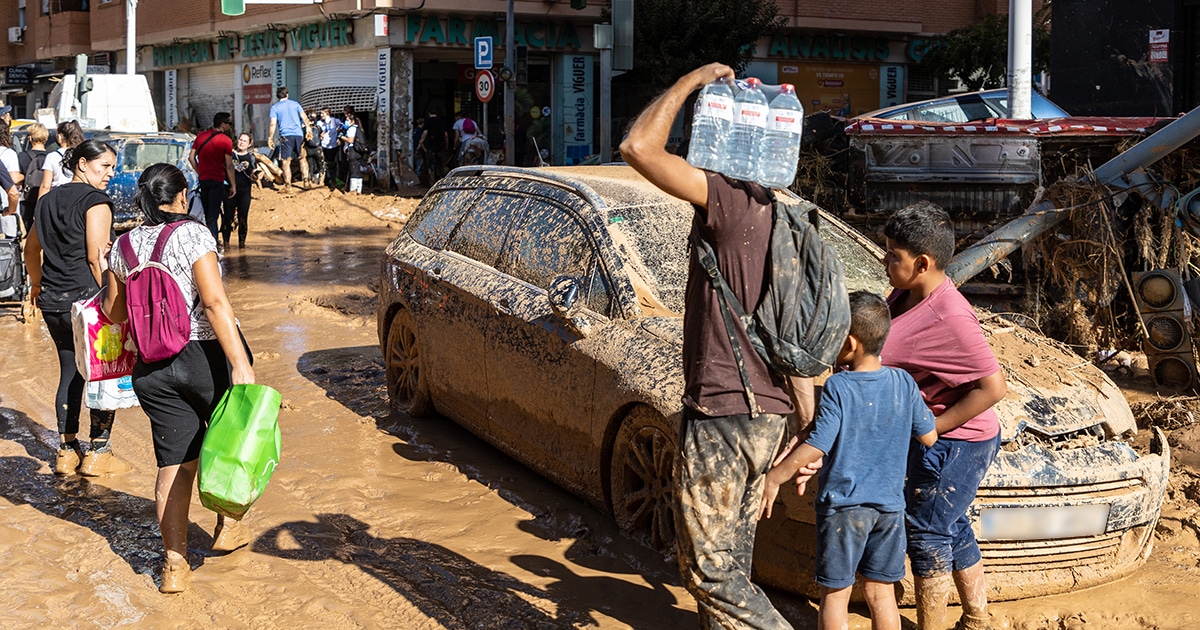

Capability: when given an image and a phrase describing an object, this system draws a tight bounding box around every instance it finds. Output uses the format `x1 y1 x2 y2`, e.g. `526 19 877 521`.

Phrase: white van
46 73 159 132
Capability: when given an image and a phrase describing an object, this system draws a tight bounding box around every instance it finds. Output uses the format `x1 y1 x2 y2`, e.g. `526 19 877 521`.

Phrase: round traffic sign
475 69 495 103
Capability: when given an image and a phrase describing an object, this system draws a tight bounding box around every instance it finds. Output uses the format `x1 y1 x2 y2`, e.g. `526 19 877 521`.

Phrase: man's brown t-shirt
682 172 794 417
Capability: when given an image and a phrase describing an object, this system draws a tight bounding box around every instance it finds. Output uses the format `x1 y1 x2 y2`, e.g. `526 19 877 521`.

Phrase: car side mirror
548 275 584 319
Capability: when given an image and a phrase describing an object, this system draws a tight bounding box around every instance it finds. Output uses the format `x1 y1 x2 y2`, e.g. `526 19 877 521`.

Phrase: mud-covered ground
1 185 1199 629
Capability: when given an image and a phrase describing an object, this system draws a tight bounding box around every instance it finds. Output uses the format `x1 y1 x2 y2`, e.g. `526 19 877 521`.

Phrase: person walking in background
340 113 365 194
0 117 23 211
100 163 256 594
17 122 49 232
267 87 310 192
39 120 86 202
23 139 131 477
0 123 19 218
417 108 449 183
188 112 237 243
317 108 341 189
224 133 256 249
620 63 816 629
451 111 477 166
303 109 324 187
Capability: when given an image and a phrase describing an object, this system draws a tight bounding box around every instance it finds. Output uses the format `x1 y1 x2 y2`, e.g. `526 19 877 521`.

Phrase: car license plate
980 504 1110 541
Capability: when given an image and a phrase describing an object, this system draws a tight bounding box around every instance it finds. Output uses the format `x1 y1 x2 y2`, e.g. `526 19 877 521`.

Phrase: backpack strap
149 221 184 263
689 229 761 417
117 221 185 272
117 232 140 271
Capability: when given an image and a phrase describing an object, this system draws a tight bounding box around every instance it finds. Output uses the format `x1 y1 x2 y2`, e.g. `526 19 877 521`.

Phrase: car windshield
121 140 185 172
604 202 691 314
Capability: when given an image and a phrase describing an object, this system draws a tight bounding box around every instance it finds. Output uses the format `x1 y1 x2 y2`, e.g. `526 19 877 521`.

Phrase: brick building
0 0 1029 174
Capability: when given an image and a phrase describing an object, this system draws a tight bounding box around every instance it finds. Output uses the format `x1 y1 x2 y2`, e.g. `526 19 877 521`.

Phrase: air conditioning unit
8 27 23 44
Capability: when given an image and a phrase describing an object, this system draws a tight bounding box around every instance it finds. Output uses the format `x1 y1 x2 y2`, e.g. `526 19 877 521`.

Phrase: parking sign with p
474 37 494 70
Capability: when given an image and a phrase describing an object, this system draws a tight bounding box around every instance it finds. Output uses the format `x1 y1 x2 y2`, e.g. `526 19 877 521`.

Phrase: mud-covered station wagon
377 165 1169 603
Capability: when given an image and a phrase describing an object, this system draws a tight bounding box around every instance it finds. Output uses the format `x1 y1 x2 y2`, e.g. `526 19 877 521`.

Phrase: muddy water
1 188 1198 629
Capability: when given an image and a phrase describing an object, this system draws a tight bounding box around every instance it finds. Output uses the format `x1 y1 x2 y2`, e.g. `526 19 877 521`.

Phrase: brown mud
0 185 1198 629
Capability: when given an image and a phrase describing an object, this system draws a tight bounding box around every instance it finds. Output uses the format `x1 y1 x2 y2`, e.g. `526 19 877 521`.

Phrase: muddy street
2 188 1199 629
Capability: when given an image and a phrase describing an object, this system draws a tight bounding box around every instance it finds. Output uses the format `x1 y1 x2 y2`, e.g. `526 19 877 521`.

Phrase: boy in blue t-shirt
761 291 936 630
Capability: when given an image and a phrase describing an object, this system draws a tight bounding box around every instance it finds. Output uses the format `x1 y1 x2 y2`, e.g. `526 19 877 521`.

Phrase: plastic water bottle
758 84 805 189
724 77 769 181
686 79 735 172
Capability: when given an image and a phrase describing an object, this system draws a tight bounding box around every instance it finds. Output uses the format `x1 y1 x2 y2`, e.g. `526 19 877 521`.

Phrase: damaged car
377 165 1170 603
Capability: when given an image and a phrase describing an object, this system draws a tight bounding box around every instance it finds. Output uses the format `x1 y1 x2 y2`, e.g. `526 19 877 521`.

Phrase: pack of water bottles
687 77 804 190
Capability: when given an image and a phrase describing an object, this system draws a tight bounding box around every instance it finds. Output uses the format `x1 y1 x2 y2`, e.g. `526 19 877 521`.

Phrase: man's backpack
691 193 851 414
351 128 368 154
116 221 193 363
21 149 47 195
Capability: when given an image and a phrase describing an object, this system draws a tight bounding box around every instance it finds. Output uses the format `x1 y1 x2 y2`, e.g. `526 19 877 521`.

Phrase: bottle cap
780 84 795 94
746 77 761 88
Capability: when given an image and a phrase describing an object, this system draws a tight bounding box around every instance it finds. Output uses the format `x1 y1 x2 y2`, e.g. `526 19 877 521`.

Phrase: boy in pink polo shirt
878 201 1008 630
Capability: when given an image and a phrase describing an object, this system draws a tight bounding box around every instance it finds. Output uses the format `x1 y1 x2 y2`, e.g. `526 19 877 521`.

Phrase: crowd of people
412 108 490 187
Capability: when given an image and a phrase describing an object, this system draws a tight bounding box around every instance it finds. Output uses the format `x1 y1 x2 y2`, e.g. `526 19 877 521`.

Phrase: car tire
610 406 677 552
384 309 433 417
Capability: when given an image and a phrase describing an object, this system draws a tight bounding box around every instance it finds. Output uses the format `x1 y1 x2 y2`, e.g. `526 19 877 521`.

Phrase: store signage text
768 35 890 62
406 15 581 50
152 19 355 68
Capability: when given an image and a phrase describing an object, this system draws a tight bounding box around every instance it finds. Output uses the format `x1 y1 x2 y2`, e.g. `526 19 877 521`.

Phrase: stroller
0 214 30 322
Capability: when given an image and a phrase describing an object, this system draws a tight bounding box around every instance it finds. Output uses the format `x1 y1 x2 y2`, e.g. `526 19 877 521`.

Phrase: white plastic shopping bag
85 375 140 410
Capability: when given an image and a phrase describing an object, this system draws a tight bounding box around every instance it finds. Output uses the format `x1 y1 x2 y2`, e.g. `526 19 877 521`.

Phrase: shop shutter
187 65 234 132
300 50 377 113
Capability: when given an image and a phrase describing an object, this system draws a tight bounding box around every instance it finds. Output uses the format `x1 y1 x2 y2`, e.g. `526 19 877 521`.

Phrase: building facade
0 0 1038 182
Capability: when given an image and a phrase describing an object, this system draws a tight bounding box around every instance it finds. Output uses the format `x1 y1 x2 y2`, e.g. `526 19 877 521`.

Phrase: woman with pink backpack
99 163 255 594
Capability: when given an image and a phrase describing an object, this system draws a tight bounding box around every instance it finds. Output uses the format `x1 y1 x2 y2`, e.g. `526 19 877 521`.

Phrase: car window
503 201 593 291
123 141 185 171
445 191 530 267
586 264 612 318
405 188 479 250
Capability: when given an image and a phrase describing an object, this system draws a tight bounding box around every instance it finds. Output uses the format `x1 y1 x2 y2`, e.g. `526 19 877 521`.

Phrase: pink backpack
117 221 192 362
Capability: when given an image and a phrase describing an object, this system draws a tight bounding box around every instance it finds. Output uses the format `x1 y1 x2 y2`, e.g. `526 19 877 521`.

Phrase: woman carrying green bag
100 163 255 594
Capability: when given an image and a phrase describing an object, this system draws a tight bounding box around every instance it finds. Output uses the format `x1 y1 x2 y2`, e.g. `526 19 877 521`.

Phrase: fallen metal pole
947 104 1200 284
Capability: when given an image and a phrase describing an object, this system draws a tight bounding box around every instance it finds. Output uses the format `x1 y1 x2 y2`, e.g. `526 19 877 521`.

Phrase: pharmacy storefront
401 13 600 165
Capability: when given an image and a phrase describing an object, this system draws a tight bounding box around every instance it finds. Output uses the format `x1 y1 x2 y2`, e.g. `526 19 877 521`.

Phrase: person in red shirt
878 201 1007 630
187 112 237 243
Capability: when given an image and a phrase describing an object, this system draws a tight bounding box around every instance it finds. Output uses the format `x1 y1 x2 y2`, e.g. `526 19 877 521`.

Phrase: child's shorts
815 506 906 589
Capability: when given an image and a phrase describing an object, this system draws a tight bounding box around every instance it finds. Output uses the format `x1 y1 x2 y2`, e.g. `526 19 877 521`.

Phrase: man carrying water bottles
620 63 816 629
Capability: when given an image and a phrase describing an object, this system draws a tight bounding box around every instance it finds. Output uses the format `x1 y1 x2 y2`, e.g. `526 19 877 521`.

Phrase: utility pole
126 0 138 75
504 0 515 166
1007 0 1032 118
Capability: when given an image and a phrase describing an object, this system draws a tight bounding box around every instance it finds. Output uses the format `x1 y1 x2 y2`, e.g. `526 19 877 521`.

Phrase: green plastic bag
199 384 282 520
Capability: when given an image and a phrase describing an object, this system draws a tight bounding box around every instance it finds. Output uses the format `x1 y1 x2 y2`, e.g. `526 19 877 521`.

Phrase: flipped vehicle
808 90 1173 236
377 165 1169 603
91 131 198 231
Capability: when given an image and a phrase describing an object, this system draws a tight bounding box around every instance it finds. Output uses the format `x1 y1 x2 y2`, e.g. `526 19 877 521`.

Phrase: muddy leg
861 579 900 630
952 562 990 630
819 585 853 630
156 459 198 558
915 573 954 630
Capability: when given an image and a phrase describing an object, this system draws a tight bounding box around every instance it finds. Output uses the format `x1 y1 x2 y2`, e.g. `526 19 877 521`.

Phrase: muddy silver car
377 165 1169 602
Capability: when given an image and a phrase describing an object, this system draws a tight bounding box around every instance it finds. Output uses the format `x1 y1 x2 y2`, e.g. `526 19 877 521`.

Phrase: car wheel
385 309 433 417
611 406 677 551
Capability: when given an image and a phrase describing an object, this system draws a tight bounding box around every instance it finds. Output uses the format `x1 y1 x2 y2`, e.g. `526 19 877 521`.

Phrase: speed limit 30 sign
475 69 495 103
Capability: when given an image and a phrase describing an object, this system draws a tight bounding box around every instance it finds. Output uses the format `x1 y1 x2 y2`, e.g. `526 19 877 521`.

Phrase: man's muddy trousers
674 410 792 630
